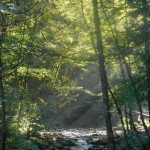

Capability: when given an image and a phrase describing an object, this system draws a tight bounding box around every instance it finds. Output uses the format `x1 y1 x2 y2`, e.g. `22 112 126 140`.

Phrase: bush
116 132 149 150
6 132 40 150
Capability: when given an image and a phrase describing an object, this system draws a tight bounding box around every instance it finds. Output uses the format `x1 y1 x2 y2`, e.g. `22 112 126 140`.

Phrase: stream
60 129 102 150
39 128 123 150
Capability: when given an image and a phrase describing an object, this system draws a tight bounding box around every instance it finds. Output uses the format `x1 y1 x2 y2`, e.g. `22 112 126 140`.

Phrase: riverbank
37 128 123 150
35 127 150 150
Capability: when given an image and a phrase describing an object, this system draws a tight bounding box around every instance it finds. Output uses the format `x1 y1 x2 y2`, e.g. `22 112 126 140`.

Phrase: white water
60 128 106 138
59 129 93 149
58 129 105 150
57 128 123 150
71 139 92 150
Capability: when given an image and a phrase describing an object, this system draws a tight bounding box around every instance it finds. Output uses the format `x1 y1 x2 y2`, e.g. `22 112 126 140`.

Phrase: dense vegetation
0 0 149 150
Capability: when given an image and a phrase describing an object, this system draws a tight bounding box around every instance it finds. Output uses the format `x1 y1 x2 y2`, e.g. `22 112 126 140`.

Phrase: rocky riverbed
38 128 123 150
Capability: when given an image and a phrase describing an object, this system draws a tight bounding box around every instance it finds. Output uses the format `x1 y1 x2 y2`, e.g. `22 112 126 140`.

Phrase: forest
0 0 150 150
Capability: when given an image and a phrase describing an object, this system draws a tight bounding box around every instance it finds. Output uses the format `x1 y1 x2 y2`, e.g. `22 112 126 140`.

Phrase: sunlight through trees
0 0 149 149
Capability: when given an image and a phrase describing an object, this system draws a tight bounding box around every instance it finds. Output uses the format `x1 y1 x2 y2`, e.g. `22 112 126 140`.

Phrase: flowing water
40 128 123 149
71 139 91 150
59 129 94 149
56 128 108 150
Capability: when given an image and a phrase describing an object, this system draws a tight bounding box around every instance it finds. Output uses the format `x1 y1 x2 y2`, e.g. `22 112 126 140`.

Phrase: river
40 128 123 150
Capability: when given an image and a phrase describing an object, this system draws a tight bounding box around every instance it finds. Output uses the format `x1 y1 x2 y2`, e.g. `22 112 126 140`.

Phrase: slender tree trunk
99 0 149 135
129 109 147 149
128 109 137 132
142 2 150 149
0 12 8 150
80 0 96 52
142 0 150 124
125 61 149 135
17 101 23 128
124 104 129 132
92 1 115 149
0 52 6 150
108 85 129 147
108 86 127 135
119 62 130 132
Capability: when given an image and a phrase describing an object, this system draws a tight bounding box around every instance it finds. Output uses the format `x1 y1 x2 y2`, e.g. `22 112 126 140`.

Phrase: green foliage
0 0 149 149
7 106 42 149
7 132 40 150
116 132 149 150
0 0 91 148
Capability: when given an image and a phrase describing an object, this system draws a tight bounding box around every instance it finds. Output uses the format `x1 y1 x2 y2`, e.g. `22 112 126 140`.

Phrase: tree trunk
108 85 129 147
99 0 149 135
17 101 23 129
92 1 115 149
142 0 150 124
124 61 149 135
108 86 127 134
124 104 129 132
0 53 6 150
128 109 137 132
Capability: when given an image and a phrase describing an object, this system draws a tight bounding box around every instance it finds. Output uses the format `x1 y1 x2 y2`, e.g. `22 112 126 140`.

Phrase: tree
92 0 115 149
141 0 150 123
0 5 8 150
0 1 92 148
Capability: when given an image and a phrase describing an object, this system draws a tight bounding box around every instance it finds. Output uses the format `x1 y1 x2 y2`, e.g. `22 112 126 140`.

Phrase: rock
56 134 76 146
91 133 99 136
59 139 76 146
88 145 105 150
89 138 108 145
37 129 124 150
